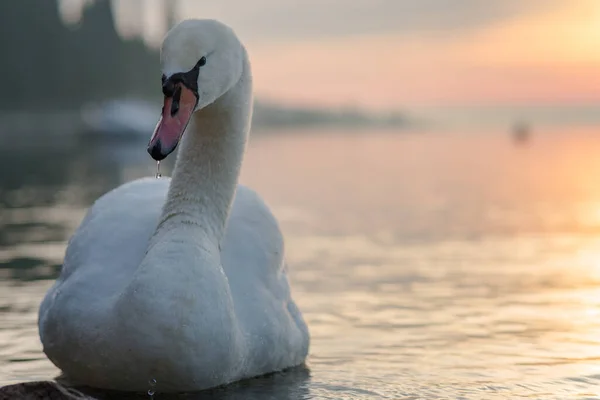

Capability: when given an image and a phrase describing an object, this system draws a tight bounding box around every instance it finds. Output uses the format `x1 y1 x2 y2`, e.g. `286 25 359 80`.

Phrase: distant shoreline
0 100 409 136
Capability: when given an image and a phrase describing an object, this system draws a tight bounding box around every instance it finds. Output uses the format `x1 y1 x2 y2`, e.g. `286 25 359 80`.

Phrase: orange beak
147 83 197 161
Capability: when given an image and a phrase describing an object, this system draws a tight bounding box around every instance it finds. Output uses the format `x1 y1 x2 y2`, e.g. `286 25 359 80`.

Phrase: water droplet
148 378 157 399
155 161 162 179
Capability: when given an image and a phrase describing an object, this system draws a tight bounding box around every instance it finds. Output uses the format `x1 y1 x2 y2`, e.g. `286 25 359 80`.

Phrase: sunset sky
65 0 600 110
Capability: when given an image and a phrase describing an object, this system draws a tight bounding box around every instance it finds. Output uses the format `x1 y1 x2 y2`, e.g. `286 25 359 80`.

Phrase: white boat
80 99 158 139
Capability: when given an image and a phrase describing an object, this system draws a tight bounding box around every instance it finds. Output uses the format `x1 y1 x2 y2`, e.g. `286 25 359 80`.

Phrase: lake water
2 128 600 399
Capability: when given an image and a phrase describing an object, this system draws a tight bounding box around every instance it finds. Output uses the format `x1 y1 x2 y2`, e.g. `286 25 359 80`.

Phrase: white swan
38 19 309 392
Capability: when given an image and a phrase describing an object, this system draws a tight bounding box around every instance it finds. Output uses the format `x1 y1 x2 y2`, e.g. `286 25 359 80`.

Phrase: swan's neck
152 55 252 248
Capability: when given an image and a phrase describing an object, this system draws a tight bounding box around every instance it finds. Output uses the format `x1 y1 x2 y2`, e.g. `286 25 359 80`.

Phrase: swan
38 19 310 392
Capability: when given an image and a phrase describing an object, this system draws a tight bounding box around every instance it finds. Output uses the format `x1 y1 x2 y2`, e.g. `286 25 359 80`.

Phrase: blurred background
2 1 600 398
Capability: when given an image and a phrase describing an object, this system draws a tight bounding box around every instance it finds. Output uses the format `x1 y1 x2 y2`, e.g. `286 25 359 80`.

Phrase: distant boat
511 120 531 143
80 99 158 140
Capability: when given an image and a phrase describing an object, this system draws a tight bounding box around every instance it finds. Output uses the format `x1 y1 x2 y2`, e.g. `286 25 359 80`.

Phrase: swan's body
38 19 309 392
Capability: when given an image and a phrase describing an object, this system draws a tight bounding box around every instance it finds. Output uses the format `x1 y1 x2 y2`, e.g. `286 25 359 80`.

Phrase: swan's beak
147 84 197 161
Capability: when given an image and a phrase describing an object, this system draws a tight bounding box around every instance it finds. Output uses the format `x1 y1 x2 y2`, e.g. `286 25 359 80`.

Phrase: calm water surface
2 129 600 399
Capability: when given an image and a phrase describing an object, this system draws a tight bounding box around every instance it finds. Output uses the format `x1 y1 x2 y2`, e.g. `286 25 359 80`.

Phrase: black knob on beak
162 79 175 97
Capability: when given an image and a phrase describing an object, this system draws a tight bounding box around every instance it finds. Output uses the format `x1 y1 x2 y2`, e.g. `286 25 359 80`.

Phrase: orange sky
247 1 600 109
90 0 600 109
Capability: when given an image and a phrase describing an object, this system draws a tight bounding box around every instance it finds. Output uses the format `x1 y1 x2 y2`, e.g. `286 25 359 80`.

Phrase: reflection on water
2 128 600 398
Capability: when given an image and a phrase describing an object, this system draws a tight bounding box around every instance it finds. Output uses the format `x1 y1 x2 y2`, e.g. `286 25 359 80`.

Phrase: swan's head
148 19 243 160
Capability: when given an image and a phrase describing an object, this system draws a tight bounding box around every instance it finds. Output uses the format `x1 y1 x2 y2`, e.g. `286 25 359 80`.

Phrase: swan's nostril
171 86 181 117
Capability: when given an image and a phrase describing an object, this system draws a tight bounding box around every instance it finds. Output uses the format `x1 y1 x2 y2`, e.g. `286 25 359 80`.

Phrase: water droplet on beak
155 161 162 179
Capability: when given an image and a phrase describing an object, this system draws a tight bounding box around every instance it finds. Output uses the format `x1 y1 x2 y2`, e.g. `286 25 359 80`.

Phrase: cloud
176 0 562 40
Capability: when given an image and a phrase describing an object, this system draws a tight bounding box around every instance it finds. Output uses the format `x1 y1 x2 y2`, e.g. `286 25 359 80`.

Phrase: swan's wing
39 178 169 329
223 185 285 278
61 177 168 284
221 185 309 371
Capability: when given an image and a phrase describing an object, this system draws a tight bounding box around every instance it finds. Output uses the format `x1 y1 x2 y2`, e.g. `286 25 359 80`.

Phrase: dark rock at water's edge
0 366 311 399
0 381 89 400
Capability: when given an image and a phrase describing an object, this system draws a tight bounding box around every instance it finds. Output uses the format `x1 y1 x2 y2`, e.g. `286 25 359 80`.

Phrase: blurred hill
0 0 407 129
0 0 158 110
0 0 160 110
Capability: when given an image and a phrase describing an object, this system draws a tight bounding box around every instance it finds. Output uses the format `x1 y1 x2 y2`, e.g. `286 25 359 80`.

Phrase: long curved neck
151 51 252 248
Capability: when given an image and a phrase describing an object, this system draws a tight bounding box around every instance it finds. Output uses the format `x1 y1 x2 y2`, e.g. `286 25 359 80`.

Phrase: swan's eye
197 57 207 67
161 74 166 84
